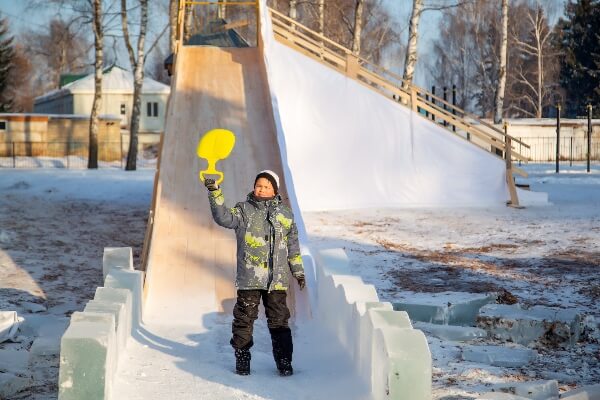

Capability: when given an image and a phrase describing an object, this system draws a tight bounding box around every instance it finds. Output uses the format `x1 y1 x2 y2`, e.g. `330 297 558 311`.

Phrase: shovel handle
199 170 224 185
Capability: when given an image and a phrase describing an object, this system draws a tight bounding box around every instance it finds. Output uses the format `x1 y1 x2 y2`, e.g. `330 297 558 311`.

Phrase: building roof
59 73 88 87
0 113 121 121
35 65 170 104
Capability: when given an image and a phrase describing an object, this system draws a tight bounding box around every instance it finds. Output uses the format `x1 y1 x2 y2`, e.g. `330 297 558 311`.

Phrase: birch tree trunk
535 8 545 118
122 0 149 171
494 0 508 123
318 0 324 35
510 5 552 118
169 0 178 54
402 0 423 87
352 0 364 55
184 4 193 42
218 0 227 20
289 0 297 19
88 0 103 169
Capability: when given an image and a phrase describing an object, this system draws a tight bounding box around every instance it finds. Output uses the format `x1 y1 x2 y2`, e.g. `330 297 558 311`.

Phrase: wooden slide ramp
143 46 290 324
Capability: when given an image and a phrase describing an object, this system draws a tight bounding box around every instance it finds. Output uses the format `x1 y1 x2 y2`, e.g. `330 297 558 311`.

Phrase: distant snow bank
0 169 154 205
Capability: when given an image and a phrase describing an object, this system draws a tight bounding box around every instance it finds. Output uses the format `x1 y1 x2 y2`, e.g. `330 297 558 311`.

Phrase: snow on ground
304 163 600 399
1 163 599 399
112 317 370 400
0 169 154 399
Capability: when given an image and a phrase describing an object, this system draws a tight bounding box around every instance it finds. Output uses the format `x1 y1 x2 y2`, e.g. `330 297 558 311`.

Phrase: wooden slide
143 45 290 324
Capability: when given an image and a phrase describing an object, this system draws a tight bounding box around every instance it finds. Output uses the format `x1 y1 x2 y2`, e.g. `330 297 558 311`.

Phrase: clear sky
0 1 60 32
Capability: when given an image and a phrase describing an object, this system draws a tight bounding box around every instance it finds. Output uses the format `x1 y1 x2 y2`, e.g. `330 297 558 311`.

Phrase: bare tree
299 0 401 63
26 0 124 168
403 0 476 88
121 0 149 171
218 0 227 19
318 0 324 34
9 44 35 112
431 0 502 116
23 19 90 91
402 0 424 87
493 0 508 123
89 0 103 169
169 0 178 53
351 0 365 54
506 1 558 118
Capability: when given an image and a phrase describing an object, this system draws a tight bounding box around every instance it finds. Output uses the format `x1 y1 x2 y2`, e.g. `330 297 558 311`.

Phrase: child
205 170 305 376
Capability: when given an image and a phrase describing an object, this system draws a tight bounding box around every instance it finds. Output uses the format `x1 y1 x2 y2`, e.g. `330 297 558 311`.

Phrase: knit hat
254 170 280 194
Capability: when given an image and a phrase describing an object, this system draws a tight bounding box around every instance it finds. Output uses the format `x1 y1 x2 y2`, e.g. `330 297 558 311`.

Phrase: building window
0 121 6 130
147 102 158 117
120 103 126 115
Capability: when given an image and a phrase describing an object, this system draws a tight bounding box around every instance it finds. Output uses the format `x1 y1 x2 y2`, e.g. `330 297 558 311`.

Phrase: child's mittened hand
296 276 305 290
204 178 219 191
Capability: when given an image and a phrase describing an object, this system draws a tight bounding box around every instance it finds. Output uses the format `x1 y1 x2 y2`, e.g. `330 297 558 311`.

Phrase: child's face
254 177 275 198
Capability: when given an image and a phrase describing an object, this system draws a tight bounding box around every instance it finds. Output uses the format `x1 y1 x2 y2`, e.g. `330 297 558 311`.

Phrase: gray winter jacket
208 188 304 291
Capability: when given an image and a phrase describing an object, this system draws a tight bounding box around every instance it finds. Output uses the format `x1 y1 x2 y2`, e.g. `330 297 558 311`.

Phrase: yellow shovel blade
197 128 236 184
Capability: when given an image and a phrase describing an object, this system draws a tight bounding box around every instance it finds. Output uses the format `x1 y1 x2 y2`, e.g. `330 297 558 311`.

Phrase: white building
34 66 170 144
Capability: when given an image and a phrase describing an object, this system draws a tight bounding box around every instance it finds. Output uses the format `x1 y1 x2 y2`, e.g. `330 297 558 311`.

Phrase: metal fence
0 142 158 169
517 137 600 163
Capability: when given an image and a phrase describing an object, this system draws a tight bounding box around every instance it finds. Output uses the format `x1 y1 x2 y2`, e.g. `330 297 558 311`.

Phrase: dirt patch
384 264 503 293
374 238 600 305
0 194 149 399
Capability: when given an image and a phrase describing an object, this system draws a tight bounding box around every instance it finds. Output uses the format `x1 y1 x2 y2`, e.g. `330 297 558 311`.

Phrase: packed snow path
112 316 370 400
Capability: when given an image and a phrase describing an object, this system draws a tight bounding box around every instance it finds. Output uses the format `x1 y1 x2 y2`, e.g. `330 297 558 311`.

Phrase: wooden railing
268 7 529 205
175 0 260 49
165 3 528 209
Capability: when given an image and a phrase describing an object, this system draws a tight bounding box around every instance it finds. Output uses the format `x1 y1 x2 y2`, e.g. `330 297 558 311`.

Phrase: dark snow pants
231 290 293 362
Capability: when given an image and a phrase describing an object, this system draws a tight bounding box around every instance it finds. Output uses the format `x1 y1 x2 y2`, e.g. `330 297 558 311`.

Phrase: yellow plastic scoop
196 128 236 184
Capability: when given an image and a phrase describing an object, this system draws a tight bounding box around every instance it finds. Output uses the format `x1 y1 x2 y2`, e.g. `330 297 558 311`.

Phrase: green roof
59 74 87 88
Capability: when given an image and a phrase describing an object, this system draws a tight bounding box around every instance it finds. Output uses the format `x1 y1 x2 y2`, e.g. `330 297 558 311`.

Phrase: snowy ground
0 169 154 399
0 163 599 399
304 163 600 399
112 318 370 400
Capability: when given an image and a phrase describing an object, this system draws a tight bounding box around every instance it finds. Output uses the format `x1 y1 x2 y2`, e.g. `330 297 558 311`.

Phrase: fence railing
518 137 600 163
267 6 533 205
179 0 260 48
0 142 158 169
267 8 529 163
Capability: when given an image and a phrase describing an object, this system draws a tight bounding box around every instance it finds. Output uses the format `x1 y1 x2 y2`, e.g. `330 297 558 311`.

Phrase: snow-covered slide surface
259 4 509 211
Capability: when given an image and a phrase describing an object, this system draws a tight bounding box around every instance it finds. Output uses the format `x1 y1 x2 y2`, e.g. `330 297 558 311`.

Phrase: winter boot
270 327 294 376
234 349 251 375
275 356 293 376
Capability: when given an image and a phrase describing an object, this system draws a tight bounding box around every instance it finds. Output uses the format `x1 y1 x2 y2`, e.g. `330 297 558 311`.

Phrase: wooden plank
221 19 249 31
273 34 346 72
272 23 347 66
512 165 528 178
143 47 294 322
346 54 359 79
269 6 531 152
357 68 410 101
269 8 351 54
416 102 506 151
505 137 521 207
186 1 257 5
